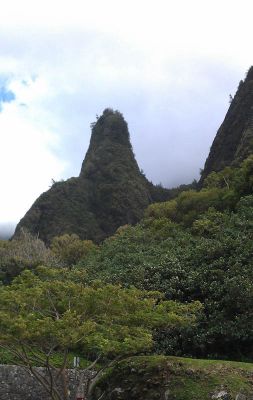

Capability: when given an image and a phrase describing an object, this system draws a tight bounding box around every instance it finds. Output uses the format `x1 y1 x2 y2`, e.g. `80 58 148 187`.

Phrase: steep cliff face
200 66 253 184
15 109 169 243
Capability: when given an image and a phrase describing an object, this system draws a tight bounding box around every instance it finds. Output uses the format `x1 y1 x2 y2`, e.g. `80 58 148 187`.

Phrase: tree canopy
0 267 200 400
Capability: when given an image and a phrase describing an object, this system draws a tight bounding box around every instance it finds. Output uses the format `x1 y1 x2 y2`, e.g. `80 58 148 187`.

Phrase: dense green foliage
15 109 171 243
0 267 199 400
5 154 253 364
200 66 253 183
0 229 59 283
0 267 193 355
78 157 253 360
50 233 97 266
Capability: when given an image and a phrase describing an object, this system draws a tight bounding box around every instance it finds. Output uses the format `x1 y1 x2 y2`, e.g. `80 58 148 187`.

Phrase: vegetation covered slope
5 157 253 363
81 156 253 361
14 109 170 243
200 66 253 184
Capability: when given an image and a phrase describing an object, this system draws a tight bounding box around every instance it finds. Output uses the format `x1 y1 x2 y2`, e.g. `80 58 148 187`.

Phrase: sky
0 0 253 238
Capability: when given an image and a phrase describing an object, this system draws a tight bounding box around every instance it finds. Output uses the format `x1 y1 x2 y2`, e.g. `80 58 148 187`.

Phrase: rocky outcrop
91 356 253 400
200 66 253 184
14 109 169 243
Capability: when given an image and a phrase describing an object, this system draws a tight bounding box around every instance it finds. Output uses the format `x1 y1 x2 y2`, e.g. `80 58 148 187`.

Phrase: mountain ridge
200 66 253 184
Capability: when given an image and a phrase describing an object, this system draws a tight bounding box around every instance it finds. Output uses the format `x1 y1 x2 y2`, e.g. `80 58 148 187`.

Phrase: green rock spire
15 109 168 243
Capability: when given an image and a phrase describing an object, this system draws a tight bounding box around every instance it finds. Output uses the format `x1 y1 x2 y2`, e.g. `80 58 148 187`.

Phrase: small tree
0 229 58 283
0 267 201 400
51 234 96 266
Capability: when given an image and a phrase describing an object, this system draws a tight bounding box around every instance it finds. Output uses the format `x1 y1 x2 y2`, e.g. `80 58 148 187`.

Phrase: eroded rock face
200 66 253 185
14 109 169 243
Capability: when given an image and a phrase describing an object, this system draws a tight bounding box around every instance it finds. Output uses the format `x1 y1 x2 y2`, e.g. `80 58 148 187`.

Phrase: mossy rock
92 356 253 400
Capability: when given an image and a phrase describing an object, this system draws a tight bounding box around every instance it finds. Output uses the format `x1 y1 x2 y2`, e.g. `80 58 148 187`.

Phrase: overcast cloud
0 0 253 237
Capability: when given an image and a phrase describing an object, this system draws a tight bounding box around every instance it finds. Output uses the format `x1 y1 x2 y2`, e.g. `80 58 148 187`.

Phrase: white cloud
1 0 252 67
0 77 66 224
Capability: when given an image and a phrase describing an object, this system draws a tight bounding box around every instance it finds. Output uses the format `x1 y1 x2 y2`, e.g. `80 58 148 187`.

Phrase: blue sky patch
0 84 15 111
